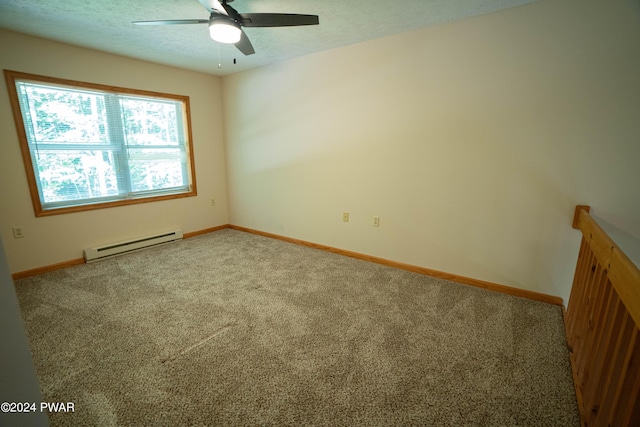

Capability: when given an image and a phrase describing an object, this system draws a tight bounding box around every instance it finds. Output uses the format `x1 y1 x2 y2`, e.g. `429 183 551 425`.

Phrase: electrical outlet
12 226 24 239
372 216 380 227
343 212 349 222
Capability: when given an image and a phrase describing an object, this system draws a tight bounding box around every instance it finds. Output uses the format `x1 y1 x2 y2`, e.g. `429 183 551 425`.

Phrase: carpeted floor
15 229 579 426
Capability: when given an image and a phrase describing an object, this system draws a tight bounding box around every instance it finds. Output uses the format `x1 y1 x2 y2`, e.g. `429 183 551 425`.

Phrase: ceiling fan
133 0 319 56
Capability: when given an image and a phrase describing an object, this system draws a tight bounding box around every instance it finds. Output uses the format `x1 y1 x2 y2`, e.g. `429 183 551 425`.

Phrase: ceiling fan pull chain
217 42 222 69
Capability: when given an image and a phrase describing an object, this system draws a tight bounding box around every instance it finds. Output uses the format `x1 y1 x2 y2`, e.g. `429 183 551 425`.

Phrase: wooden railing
565 205 640 426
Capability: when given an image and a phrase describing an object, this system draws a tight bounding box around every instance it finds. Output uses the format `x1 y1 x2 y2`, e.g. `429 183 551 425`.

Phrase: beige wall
0 30 229 273
222 0 640 302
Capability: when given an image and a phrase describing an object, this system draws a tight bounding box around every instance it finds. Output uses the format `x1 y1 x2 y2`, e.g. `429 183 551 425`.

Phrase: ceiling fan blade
235 29 255 56
239 13 319 28
221 3 242 21
133 19 209 26
198 0 228 16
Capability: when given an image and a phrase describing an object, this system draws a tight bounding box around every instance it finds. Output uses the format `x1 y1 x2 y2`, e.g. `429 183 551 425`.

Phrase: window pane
120 97 181 146
36 151 120 204
20 84 109 145
128 148 186 192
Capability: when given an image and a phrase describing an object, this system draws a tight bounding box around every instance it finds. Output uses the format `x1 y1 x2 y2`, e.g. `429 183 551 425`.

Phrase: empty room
1 0 639 425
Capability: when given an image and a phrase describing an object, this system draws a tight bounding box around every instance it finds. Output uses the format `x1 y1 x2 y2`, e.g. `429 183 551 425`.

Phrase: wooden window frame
4 69 198 217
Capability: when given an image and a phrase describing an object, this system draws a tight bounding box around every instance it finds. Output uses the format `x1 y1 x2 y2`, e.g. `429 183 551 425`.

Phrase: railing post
572 205 591 230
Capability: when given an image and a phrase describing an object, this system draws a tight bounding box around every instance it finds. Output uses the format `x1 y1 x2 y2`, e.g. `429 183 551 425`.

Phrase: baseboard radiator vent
84 230 183 262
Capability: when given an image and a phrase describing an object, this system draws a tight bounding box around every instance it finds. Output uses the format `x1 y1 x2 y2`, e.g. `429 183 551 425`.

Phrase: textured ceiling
0 0 537 76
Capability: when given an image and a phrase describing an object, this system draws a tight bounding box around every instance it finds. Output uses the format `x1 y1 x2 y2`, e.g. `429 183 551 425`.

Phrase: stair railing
565 205 640 426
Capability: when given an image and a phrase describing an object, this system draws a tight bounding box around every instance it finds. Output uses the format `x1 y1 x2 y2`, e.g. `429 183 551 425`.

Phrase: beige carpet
15 229 579 426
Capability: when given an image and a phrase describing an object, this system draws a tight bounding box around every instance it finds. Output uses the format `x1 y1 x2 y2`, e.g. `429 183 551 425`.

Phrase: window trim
3 69 198 217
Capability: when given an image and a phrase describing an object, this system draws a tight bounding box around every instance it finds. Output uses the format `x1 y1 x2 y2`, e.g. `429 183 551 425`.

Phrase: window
4 70 197 216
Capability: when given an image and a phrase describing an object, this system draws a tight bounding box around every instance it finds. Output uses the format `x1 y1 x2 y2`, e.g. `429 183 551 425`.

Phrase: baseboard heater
83 230 183 262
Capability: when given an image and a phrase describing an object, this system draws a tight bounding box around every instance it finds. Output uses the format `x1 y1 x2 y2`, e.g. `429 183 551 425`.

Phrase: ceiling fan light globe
209 20 242 44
